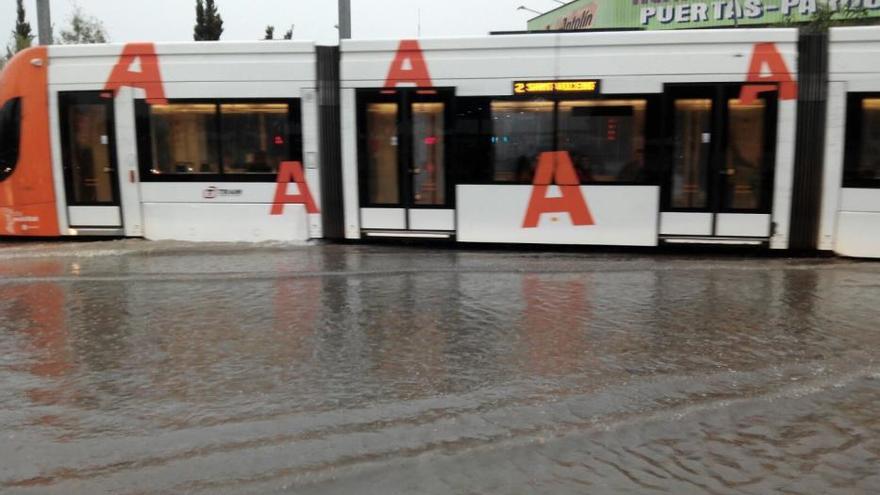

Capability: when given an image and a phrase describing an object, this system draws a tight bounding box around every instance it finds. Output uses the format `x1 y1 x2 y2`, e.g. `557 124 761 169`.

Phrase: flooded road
1 241 879 494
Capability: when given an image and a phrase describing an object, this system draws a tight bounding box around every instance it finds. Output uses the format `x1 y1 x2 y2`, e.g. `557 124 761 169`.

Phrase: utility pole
338 0 352 40
36 0 53 45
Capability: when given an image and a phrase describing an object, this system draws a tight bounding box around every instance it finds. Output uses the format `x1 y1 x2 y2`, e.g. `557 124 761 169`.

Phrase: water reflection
0 260 75 438
0 243 878 494
520 275 594 377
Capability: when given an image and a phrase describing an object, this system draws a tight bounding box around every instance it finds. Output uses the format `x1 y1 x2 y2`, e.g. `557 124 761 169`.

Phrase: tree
12 0 34 51
58 7 109 44
264 25 293 41
804 3 868 32
776 2 869 31
4 0 35 63
195 0 206 40
194 0 223 41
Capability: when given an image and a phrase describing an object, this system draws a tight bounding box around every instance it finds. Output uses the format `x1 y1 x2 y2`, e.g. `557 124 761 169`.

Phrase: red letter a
383 40 434 89
271 161 319 215
740 42 797 105
523 152 595 229
104 43 167 104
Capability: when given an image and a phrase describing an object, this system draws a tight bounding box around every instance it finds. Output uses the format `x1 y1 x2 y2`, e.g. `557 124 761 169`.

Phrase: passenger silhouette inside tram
618 148 645 183
248 151 272 173
574 153 595 184
516 154 535 183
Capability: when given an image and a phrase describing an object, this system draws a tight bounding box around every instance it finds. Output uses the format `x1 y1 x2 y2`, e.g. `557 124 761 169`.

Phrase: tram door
358 88 455 237
59 92 123 230
660 85 778 242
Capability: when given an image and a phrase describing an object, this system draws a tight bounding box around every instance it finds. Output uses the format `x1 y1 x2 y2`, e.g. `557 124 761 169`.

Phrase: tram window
725 98 766 210
452 95 658 186
844 96 880 188
138 99 302 181
491 100 554 183
558 100 647 184
0 98 21 182
149 103 219 175
220 103 297 175
65 101 116 204
412 102 446 205
364 102 400 204
452 97 492 184
672 99 712 209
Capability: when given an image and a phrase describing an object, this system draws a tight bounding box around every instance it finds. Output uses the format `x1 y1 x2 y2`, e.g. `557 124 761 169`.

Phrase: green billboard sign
527 0 880 31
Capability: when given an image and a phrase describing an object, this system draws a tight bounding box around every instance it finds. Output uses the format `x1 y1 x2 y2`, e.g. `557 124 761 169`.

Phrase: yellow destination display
513 80 600 96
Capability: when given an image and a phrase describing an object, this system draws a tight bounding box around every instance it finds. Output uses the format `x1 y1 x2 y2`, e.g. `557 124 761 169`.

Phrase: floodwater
0 241 879 495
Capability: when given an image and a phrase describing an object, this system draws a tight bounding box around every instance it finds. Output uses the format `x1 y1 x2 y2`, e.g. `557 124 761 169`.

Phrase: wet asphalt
0 240 878 494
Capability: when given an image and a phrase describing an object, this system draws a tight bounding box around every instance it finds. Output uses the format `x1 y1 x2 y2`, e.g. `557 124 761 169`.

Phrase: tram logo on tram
741 42 797 104
2 208 40 235
202 187 243 200
104 43 167 103
523 152 596 229
271 161 319 216
384 40 434 89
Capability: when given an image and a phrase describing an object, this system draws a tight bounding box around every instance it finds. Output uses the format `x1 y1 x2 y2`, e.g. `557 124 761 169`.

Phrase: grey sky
2 0 554 46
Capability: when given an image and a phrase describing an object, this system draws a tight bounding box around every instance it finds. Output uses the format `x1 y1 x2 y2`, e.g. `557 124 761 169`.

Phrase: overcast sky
1 0 556 46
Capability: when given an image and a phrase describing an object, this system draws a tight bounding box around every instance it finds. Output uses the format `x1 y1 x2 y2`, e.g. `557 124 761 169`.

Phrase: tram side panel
0 47 60 237
826 27 880 259
340 36 562 241
45 41 321 242
340 29 798 247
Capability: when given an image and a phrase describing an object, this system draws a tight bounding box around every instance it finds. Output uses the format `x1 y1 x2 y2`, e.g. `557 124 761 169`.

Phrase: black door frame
356 88 455 219
661 83 778 235
58 91 122 209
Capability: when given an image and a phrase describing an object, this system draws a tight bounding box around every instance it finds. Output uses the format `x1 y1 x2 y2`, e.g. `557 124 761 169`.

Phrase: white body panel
46 41 320 242
139 182 317 242
457 185 659 246
409 209 455 231
143 203 310 243
715 214 772 238
361 208 406 230
300 89 323 239
341 88 361 239
660 213 772 238
341 30 798 93
840 188 880 212
770 99 797 249
48 41 317 99
836 212 880 258
114 87 144 237
67 206 121 228
660 213 713 237
47 73 70 235
819 82 847 251
141 182 286 204
827 27 880 258
830 27 880 92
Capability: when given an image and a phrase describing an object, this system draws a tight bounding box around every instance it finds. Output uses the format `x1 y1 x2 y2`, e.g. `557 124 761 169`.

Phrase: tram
0 41 322 242
0 27 878 258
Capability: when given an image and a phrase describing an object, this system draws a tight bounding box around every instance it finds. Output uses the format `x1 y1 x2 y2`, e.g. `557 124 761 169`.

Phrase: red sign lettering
740 42 797 105
383 40 434 89
523 152 595 229
271 161 319 215
104 43 167 104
